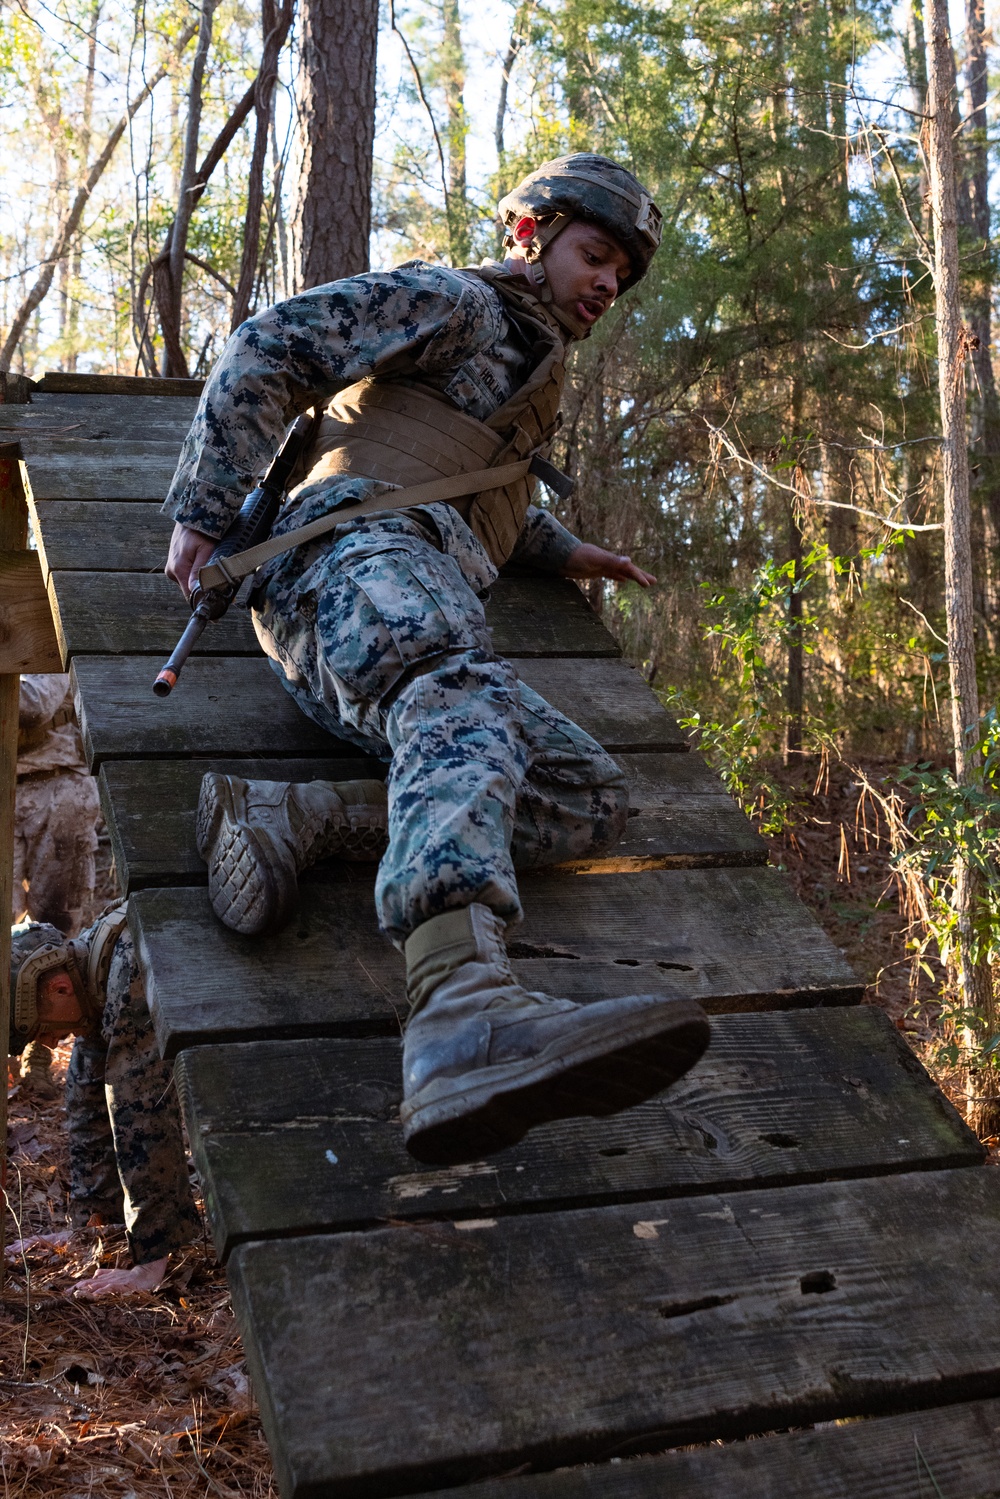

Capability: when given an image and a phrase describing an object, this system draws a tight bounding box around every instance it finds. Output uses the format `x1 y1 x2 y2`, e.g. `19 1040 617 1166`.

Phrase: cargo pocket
322 545 494 702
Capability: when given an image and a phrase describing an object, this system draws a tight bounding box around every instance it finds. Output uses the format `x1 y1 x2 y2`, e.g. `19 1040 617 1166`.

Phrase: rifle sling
199 458 535 591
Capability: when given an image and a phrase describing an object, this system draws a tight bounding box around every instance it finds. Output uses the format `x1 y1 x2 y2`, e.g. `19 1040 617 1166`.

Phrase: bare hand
70 1255 169 1300
562 543 656 588
165 522 216 598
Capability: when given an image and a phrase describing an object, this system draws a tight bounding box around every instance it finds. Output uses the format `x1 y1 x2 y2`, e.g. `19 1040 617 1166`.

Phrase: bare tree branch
231 0 296 330
0 21 197 371
390 0 450 223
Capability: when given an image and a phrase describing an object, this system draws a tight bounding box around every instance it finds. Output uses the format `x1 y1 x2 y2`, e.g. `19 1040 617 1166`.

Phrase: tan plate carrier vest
199 268 569 591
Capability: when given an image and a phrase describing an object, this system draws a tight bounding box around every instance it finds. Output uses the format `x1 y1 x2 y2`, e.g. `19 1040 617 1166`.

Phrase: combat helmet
9 921 78 1055
497 153 663 293
8 904 127 1054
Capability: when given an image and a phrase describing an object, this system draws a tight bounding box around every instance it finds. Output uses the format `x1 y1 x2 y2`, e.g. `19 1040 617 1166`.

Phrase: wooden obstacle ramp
18 378 1000 1499
177 1005 980 1257
100 750 767 891
130 865 861 1056
228 1168 1000 1497
421 1397 1000 1499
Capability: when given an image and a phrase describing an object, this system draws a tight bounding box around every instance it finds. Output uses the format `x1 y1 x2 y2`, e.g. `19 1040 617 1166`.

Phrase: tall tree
154 0 220 376
231 0 296 329
291 0 378 289
924 0 996 1132
961 0 1000 629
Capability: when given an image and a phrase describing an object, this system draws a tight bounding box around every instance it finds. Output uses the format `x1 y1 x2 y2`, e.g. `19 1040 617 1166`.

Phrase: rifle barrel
153 611 209 696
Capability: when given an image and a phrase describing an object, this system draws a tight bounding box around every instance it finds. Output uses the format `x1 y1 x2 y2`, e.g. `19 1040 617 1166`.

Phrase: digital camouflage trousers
251 512 628 945
65 931 201 1265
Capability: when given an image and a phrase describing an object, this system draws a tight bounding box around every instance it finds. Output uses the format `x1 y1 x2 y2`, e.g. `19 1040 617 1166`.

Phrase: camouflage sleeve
162 263 505 538
102 932 202 1264
506 505 582 573
18 673 70 732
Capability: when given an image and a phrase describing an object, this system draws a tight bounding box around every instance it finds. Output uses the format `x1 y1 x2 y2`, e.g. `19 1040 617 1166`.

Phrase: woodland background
4 0 1000 1101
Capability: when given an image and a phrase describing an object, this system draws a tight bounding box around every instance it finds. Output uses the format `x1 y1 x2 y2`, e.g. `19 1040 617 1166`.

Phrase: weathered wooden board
516 657 686 751
3 398 196 444
176 1006 981 1258
0 550 61 672
45 569 620 661
100 755 382 892
20 442 181 501
132 865 860 1055
30 506 622 654
31 502 173 574
72 654 687 766
419 1397 1000 1499
49 570 256 662
101 750 764 893
34 370 203 396
227 1167 1000 1497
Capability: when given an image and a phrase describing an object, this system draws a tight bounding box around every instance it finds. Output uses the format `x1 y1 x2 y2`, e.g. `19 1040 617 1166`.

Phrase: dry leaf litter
2 1040 277 1497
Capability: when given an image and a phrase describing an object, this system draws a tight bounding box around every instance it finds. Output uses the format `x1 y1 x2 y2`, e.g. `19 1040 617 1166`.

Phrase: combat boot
197 773 388 936
401 903 710 1164
19 1039 60 1101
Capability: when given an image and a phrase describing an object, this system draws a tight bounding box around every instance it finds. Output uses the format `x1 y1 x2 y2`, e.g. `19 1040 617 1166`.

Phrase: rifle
153 413 314 697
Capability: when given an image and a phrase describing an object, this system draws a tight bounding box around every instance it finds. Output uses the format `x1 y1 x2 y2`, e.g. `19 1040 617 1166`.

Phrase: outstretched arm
561 542 656 588
509 506 656 587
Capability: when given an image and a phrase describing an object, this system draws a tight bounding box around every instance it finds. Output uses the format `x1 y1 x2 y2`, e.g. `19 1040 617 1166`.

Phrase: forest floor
762 753 949 1081
0 765 956 1494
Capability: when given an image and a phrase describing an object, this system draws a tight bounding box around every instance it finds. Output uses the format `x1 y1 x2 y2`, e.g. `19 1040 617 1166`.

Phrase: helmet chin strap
504 216 593 342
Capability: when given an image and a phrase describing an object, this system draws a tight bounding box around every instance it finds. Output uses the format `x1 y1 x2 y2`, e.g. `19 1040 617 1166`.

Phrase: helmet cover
9 921 78 1055
497 153 663 292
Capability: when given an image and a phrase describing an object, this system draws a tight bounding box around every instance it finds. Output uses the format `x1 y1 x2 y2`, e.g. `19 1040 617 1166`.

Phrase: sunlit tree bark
924 0 998 1134
291 0 377 289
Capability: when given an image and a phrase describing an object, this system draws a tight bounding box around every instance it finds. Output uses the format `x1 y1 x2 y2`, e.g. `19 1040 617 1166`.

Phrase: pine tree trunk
962 0 1000 639
291 0 378 290
924 0 998 1135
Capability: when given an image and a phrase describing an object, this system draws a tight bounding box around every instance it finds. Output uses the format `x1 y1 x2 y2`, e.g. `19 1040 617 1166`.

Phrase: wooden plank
175 1006 982 1258
0 551 60 671
100 752 765 894
72 655 688 766
45 569 620 661
227 1168 1000 1497
21 443 180 500
417 1397 1000 1499
131 866 861 1056
35 371 204 396
31 502 174 575
48 571 256 664
100 755 384 891
72 655 354 765
0 427 30 1275
515 657 685 752
2 400 195 443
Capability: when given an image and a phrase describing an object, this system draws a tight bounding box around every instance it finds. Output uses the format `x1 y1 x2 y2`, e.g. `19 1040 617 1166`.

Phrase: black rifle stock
153 413 314 697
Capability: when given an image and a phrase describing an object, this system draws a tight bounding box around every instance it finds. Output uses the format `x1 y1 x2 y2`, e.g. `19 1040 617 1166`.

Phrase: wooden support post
0 374 33 1274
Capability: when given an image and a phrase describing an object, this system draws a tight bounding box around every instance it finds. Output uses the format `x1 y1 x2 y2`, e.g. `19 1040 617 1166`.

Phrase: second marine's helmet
497 153 663 292
8 903 128 1054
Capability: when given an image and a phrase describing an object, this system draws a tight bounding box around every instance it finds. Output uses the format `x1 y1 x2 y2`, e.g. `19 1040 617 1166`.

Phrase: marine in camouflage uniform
16 674 102 1097
10 915 201 1267
166 252 626 942
167 156 711 1163
15 674 100 933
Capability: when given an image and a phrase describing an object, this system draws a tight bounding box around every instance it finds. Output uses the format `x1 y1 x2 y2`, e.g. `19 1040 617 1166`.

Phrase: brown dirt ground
2 1041 277 1497
761 753 963 1105
0 757 955 1494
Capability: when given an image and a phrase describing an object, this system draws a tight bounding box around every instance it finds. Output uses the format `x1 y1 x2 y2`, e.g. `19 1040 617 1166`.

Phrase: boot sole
401 997 711 1166
197 773 294 937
